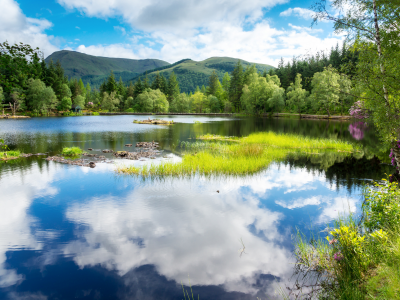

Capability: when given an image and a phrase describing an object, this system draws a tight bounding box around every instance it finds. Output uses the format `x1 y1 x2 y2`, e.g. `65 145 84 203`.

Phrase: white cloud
74 21 343 66
0 162 61 287
114 26 126 36
63 178 292 294
58 0 289 33
0 0 58 57
280 7 315 19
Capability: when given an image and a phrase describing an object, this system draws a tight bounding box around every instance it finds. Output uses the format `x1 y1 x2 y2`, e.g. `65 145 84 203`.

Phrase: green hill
45 50 170 87
130 57 275 93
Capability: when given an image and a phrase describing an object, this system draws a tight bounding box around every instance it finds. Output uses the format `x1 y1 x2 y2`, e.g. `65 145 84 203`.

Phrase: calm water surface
0 116 393 299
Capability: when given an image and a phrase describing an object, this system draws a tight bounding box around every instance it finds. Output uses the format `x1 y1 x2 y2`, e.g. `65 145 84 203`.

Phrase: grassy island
61 147 83 157
133 119 174 125
116 132 357 176
0 150 22 161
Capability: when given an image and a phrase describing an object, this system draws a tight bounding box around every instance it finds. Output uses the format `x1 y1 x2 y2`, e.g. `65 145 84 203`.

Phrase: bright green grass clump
0 150 21 160
62 147 83 157
117 131 357 177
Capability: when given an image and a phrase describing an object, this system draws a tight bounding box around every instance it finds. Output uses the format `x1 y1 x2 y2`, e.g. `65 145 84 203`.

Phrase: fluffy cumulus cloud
58 0 343 65
0 0 58 56
280 7 315 19
0 162 61 288
57 0 288 32
74 21 342 66
63 178 292 295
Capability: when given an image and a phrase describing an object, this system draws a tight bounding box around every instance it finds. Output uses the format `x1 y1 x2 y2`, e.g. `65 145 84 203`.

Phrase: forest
0 40 360 117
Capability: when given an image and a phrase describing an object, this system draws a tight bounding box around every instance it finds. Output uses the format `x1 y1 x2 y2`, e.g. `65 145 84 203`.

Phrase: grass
290 181 400 300
61 147 83 157
117 132 357 177
0 150 21 160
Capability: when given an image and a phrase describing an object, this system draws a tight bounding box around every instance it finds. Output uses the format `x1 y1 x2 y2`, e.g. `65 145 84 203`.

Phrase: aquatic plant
290 181 400 299
117 132 357 176
61 147 83 157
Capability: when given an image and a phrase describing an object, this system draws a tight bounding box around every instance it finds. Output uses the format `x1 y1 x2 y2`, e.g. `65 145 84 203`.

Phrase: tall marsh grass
117 131 358 177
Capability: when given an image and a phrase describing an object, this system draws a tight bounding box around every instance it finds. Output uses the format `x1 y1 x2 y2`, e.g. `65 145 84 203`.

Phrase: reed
117 131 357 177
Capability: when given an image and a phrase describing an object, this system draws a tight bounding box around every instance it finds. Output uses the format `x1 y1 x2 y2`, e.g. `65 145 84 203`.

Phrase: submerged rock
102 149 113 153
125 144 132 147
136 141 159 149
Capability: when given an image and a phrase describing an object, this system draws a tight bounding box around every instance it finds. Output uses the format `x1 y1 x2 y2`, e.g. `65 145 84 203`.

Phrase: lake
0 115 393 299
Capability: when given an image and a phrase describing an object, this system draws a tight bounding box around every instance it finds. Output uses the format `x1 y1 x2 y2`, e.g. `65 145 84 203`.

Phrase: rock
102 149 113 153
89 162 96 168
88 148 93 151
135 141 159 149
98 155 106 160
125 144 132 147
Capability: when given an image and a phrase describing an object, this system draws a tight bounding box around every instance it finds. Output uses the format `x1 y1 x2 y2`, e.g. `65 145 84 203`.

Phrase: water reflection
0 116 392 299
348 121 368 140
0 157 364 299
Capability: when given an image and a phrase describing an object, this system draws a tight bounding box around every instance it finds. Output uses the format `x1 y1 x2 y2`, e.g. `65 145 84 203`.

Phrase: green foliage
101 91 120 112
292 180 400 300
167 71 180 102
363 181 400 231
310 66 340 116
61 147 83 157
170 93 190 113
25 78 58 114
59 97 72 111
190 91 207 113
135 89 169 112
286 74 309 114
73 95 85 109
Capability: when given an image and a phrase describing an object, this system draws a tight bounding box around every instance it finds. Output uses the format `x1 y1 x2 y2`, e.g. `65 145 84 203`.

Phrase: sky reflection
0 158 361 299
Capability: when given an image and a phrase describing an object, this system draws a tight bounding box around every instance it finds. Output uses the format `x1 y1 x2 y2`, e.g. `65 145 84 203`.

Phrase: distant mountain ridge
45 51 275 92
45 50 170 86
132 57 275 93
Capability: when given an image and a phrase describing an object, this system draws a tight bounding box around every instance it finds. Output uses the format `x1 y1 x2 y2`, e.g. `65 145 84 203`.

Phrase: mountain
129 57 275 93
45 50 170 86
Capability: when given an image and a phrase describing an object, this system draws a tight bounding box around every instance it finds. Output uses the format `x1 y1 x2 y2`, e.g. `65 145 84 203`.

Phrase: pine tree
151 72 162 90
133 78 144 99
127 82 134 98
106 71 117 94
117 77 125 96
228 60 244 110
160 74 168 94
167 72 180 102
207 70 219 96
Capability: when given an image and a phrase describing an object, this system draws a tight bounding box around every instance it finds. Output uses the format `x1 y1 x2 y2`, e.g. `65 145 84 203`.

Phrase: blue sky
1 0 344 66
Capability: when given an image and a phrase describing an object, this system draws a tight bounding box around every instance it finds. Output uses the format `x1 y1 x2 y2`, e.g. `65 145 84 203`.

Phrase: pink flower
329 239 338 245
334 251 343 261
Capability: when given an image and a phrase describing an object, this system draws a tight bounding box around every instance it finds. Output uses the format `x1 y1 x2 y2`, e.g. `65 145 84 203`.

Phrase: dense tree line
0 40 358 116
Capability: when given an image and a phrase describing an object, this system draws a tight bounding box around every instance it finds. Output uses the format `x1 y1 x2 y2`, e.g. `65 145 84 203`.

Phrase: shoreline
0 112 354 120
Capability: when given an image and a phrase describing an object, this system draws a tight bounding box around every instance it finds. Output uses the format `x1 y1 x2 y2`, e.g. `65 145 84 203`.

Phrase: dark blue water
0 115 392 300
